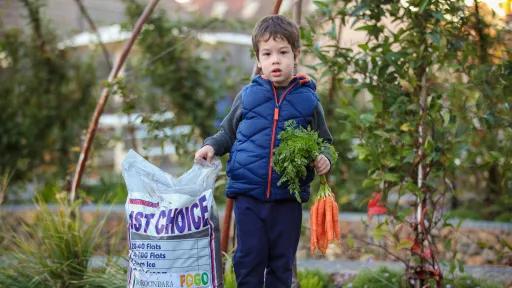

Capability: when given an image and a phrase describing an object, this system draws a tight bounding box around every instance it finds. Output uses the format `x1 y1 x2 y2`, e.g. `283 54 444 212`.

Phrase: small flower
367 192 387 220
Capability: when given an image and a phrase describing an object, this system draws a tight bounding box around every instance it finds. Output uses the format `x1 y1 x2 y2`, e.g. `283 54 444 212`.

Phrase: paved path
3 204 512 231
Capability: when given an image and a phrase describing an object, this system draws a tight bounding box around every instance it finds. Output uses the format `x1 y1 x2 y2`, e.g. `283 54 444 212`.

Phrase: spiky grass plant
223 251 237 288
79 257 127 288
0 169 11 205
0 193 108 287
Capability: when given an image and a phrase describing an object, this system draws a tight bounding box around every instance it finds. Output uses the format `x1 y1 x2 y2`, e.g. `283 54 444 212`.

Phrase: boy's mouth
271 68 282 77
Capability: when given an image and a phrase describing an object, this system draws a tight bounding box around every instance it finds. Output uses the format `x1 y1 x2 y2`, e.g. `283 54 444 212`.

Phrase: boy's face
257 35 298 87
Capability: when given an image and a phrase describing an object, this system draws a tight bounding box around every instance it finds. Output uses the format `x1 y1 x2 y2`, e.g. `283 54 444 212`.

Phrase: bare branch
70 0 161 202
353 234 410 268
73 0 112 69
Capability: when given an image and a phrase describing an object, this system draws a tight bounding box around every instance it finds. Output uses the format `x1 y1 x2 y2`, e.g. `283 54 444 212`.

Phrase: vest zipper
266 81 299 199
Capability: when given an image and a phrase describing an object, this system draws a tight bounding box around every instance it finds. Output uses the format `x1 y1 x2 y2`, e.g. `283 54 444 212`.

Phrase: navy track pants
233 196 302 288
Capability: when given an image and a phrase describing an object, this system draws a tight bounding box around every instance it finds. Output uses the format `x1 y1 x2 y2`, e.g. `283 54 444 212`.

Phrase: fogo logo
179 272 209 287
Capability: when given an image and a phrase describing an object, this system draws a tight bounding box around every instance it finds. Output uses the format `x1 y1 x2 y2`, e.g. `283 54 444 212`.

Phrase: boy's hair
252 15 300 59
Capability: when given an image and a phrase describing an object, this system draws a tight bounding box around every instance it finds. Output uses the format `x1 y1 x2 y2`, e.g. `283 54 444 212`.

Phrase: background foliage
0 0 96 186
302 0 512 220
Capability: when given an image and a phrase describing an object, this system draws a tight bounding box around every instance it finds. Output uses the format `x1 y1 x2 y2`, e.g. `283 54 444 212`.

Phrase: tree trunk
70 0 161 203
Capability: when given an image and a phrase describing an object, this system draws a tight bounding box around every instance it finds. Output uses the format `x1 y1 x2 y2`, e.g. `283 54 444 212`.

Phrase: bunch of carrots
310 175 340 255
273 120 340 256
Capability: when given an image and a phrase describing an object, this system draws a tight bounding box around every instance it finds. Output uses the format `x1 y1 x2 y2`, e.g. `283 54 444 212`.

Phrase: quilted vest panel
226 76 318 202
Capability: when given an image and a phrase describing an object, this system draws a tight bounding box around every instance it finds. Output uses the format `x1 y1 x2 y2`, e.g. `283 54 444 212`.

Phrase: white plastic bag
122 150 223 288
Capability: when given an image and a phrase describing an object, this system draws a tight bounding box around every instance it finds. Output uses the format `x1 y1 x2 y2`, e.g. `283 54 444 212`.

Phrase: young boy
195 15 334 287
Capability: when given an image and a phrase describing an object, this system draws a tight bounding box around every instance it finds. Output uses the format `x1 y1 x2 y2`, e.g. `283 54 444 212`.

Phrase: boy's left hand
314 154 330 175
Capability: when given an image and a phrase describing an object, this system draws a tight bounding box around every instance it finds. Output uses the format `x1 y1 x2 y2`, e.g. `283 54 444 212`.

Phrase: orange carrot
317 198 327 254
310 202 318 254
325 196 334 242
332 200 340 241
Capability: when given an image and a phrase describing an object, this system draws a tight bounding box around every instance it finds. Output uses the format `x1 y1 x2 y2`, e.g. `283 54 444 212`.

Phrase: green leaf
441 109 450 127
358 43 369 51
383 173 400 182
354 145 370 160
457 259 465 273
359 113 375 126
362 177 377 188
372 223 388 241
400 122 412 132
449 259 456 274
327 22 337 39
344 78 358 85
374 130 390 138
396 238 414 250
313 0 329 9
346 235 355 249
351 3 368 16
419 0 431 13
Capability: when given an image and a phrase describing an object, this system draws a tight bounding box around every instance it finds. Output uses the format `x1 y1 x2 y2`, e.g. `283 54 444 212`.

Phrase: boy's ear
294 49 301 62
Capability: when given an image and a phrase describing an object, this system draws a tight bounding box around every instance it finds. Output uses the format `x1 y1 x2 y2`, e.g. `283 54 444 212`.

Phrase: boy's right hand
194 145 215 163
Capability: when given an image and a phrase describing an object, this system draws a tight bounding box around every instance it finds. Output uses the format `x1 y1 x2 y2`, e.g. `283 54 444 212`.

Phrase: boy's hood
251 74 316 91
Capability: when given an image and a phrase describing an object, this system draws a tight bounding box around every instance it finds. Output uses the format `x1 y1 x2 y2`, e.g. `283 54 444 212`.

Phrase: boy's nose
272 55 280 64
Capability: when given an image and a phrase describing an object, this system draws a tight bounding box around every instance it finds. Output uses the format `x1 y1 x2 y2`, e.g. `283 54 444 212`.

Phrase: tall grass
223 251 237 288
79 257 127 288
0 193 108 287
0 169 12 205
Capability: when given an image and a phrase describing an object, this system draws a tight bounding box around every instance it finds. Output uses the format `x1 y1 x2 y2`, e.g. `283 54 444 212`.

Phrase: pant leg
233 196 268 288
264 200 302 288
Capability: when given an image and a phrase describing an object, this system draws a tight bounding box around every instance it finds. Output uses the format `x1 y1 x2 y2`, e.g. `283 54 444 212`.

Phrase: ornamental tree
302 0 511 286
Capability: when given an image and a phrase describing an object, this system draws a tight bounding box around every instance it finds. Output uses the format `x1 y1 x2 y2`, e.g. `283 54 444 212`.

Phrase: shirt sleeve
311 102 335 166
203 91 243 156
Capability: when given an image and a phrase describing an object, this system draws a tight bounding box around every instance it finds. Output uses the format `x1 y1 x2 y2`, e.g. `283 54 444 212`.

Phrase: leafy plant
273 121 327 201
298 269 332 288
345 267 502 288
0 0 96 183
273 121 338 199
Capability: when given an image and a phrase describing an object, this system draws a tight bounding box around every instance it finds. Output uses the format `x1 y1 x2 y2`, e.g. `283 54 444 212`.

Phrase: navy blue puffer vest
226 75 319 202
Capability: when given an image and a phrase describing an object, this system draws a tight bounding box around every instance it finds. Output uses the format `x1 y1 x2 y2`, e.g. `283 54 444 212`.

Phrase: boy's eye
262 52 270 56
280 51 289 55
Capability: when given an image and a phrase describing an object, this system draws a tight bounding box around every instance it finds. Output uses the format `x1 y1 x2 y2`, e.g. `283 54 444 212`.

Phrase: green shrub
347 267 405 288
344 267 503 288
298 269 332 288
443 275 502 288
